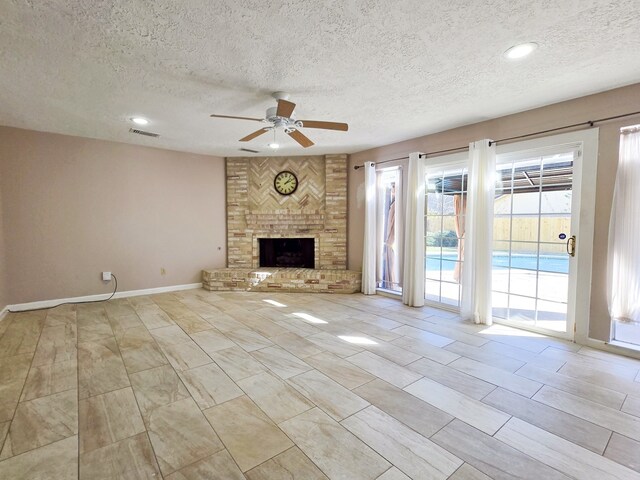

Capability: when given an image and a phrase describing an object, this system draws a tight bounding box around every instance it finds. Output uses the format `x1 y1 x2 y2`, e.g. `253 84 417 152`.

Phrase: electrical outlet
160 267 166 276
102 271 112 281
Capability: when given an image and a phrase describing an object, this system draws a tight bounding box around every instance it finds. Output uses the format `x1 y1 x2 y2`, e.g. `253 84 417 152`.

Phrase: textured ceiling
1 0 639 157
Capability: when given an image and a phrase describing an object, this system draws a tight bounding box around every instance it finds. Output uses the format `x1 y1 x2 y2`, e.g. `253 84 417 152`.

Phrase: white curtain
362 162 377 294
461 140 496 324
402 152 426 307
608 128 640 324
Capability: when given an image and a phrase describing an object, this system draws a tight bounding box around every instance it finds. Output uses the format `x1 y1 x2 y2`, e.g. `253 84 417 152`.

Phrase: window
610 125 640 346
376 167 402 292
425 163 468 308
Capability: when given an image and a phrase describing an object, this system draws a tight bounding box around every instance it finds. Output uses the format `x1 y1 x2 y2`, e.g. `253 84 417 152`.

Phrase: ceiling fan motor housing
265 106 300 132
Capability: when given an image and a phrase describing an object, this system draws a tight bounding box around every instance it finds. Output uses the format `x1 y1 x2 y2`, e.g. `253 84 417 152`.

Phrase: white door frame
494 129 599 341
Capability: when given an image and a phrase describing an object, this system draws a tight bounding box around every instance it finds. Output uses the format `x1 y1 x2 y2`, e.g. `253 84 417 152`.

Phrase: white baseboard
0 306 8 322
6 283 203 313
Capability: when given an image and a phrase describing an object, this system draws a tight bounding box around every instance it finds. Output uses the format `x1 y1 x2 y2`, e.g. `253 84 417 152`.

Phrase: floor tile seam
348 376 380 392
284 373 371 422
162 441 235 477
110 331 180 477
574 349 640 371
344 403 475 476
19 384 78 404
407 358 510 395
0 318 67 433
554 367 640 396
0 412 78 461
558 359 640 384
252 354 313 380
344 398 454 444
78 426 148 461
353 357 426 389
621 393 631 412
514 364 630 409
476 343 548 364
121 358 172 376
80 383 145 404
3 314 49 432
337 415 420 478
0 434 79 471
534 384 636 413
201 396 296 474
531 386 640 436
388 334 454 352
176 358 243 407
273 406 380 480
445 360 546 398
600 430 616 458
402 324 488 347
232 370 318 423
112 322 171 375
440 348 526 372
555 348 640 374
480 388 615 454
401 376 506 422
491 418 615 479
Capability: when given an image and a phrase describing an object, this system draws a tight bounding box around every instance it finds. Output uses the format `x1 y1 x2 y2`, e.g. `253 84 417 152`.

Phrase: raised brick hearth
202 268 361 293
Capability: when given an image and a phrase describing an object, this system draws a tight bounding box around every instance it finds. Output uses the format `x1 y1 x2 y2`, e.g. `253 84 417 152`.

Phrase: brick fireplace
226 154 347 269
202 153 360 293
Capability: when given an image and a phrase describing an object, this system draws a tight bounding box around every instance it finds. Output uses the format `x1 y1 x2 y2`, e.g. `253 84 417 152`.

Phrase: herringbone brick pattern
248 156 325 213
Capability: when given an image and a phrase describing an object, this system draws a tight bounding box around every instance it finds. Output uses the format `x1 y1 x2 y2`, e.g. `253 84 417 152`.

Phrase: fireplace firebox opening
259 238 315 269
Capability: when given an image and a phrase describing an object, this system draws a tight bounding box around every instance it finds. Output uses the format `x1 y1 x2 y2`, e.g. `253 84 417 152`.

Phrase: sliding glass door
420 131 597 341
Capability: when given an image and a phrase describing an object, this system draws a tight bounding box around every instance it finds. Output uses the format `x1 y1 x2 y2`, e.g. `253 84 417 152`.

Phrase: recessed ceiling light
131 117 149 125
268 142 280 149
504 42 538 60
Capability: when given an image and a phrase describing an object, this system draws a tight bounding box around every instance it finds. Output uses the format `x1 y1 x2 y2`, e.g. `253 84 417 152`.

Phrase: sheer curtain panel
608 128 640 326
461 140 496 324
362 162 377 294
402 152 426 307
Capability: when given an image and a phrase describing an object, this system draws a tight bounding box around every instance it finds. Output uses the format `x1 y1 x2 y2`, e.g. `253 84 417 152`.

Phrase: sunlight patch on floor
292 312 328 324
263 299 287 307
338 335 378 345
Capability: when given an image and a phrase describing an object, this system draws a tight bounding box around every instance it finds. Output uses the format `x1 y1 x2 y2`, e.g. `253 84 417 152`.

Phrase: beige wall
0 126 226 305
349 83 640 341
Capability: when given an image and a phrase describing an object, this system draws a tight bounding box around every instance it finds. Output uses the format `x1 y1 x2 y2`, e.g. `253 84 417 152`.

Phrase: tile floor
1 290 640 479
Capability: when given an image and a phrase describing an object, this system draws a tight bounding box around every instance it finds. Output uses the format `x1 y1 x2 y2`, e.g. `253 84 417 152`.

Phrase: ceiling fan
210 92 348 148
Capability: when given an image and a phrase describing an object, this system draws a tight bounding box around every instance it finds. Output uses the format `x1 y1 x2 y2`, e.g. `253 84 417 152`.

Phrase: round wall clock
274 170 298 195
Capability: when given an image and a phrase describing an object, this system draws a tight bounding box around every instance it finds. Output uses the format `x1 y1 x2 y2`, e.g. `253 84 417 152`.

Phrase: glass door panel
425 166 467 308
492 149 576 335
376 168 402 292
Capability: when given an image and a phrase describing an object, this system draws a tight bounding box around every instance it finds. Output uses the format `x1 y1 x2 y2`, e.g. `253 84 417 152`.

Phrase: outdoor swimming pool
426 252 569 274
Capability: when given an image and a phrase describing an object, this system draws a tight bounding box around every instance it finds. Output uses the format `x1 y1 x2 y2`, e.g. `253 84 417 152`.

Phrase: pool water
426 252 569 274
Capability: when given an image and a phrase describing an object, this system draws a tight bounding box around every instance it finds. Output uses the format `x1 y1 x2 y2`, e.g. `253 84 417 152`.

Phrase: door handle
566 235 576 257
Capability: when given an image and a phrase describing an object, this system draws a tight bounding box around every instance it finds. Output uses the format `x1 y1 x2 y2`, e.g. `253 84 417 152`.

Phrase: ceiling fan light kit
210 92 348 148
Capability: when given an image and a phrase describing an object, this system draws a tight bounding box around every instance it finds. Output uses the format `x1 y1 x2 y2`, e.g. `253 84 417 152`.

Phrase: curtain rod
353 109 640 170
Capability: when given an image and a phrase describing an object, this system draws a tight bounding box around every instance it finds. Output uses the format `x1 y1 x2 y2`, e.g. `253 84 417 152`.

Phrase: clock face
274 170 298 195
